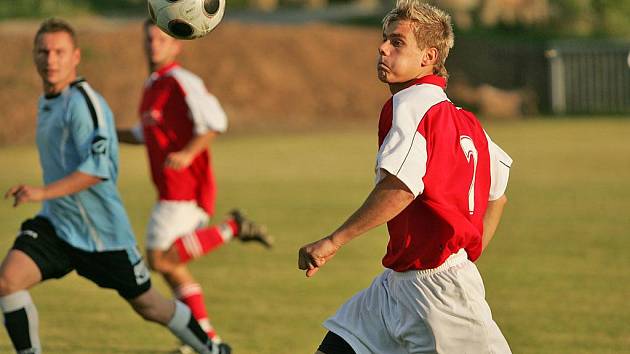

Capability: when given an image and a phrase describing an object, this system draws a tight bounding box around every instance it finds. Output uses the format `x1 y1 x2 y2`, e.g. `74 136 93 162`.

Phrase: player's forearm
180 131 217 157
43 171 102 200
482 195 507 251
330 174 414 247
116 128 142 145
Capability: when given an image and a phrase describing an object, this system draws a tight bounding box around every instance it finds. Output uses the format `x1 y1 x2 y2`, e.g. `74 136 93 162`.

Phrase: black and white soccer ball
148 0 226 40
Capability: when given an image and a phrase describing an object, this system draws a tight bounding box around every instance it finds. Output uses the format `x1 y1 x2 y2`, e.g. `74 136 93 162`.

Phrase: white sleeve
375 97 429 197
131 122 144 143
487 137 513 200
174 70 228 134
186 91 227 134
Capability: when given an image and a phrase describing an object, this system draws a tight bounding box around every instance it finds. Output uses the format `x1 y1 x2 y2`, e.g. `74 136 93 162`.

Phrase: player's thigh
71 246 152 300
146 201 209 251
0 250 42 294
0 216 73 295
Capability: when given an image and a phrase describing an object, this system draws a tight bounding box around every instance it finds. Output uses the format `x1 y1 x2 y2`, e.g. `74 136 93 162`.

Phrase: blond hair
383 0 454 79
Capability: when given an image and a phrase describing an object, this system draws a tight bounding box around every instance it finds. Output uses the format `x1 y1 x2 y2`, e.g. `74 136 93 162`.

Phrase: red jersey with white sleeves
376 75 512 271
137 62 227 216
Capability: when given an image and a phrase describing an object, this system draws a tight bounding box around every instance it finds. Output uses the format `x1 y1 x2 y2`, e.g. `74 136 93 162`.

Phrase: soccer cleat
214 342 232 354
175 341 231 354
229 209 273 249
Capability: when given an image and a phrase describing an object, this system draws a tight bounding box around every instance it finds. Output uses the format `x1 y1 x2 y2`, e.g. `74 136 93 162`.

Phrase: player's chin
377 70 390 83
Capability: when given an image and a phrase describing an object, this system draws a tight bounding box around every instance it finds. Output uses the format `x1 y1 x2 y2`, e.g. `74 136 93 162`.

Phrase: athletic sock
176 283 217 340
0 290 41 354
167 300 213 354
174 219 238 263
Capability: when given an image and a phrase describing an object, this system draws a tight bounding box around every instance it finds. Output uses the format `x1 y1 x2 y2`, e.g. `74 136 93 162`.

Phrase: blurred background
1 0 629 144
0 1 629 353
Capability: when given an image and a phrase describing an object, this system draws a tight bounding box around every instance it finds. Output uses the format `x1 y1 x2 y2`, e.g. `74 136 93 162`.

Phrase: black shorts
12 216 151 299
318 331 356 354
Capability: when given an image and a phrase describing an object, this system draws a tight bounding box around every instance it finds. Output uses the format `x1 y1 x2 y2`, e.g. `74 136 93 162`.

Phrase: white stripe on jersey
73 195 105 251
168 67 227 134
75 81 107 131
59 125 70 170
376 84 448 197
71 82 108 250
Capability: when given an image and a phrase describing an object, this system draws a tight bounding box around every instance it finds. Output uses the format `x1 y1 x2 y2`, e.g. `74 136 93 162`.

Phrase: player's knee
0 276 22 297
136 305 161 323
129 290 172 325
130 298 161 323
146 251 175 274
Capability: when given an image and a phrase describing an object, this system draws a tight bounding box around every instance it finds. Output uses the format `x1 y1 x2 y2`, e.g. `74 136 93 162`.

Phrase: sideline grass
1 119 629 353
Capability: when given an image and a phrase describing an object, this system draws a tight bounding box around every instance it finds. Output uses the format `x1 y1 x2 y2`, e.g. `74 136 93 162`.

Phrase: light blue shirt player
36 78 137 252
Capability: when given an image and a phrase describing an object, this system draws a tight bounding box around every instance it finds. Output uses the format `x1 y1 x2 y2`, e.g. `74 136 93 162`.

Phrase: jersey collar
409 74 446 89
44 77 85 99
154 62 179 77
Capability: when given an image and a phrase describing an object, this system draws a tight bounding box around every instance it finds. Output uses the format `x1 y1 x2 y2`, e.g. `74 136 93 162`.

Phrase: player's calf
0 290 41 354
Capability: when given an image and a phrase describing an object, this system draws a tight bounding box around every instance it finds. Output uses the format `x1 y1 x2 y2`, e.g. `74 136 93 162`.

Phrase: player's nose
378 41 389 56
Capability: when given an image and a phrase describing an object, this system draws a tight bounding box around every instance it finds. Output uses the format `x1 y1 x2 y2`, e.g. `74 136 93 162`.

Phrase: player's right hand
4 184 45 207
298 236 341 278
164 150 194 170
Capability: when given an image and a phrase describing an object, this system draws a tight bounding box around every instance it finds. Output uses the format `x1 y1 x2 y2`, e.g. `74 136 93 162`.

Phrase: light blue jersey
36 78 137 252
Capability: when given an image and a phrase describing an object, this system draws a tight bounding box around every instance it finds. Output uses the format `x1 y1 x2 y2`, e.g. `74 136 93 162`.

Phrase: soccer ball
148 0 226 40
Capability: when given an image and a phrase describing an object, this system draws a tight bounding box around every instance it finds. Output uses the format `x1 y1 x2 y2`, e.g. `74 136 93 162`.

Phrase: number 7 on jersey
459 136 478 215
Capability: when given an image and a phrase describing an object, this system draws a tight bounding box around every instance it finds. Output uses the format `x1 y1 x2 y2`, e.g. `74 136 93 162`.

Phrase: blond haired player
298 1 513 353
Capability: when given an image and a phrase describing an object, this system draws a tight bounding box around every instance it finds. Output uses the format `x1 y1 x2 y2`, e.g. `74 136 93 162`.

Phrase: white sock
167 300 212 354
0 290 41 354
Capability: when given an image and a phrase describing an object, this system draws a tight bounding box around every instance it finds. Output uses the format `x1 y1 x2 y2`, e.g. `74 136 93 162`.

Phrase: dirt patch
0 18 389 144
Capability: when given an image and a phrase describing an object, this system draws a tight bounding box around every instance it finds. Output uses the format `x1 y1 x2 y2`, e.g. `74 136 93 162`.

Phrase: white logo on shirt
91 136 108 155
19 230 38 239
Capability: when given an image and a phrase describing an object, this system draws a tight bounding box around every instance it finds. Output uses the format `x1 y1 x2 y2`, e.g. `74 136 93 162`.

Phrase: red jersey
136 62 227 215
376 75 512 271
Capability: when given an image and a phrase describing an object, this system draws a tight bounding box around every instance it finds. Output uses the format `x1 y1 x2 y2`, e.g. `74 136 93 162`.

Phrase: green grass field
1 118 629 353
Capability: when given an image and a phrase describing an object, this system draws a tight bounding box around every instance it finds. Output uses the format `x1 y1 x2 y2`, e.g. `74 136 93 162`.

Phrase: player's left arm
482 136 513 252
5 172 101 207
298 170 414 277
482 194 507 251
165 77 227 170
164 130 218 170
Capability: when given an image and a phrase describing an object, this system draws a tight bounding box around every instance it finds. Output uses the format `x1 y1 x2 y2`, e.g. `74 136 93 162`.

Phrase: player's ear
73 47 81 66
421 47 438 66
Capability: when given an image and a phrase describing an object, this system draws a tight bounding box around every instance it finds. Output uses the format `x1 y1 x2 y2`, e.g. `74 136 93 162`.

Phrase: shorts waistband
391 249 469 279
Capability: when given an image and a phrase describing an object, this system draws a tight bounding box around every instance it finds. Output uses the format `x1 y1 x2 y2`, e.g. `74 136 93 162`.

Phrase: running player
117 19 273 352
298 1 513 353
0 18 230 354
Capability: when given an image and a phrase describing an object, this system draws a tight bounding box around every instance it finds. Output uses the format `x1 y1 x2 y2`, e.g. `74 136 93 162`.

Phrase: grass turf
0 118 629 353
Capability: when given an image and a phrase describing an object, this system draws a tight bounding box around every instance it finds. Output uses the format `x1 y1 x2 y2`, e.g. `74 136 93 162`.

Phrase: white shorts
146 201 209 250
323 249 511 354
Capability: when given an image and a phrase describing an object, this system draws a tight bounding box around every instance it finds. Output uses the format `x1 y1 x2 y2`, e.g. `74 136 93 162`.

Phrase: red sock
174 220 237 263
176 283 216 339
